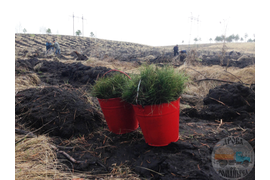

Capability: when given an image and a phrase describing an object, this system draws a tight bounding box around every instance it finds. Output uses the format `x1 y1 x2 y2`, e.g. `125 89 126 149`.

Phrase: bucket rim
97 97 122 101
132 97 180 108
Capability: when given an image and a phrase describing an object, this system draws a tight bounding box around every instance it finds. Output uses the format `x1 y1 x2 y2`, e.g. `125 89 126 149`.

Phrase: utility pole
81 15 87 36
69 13 75 36
69 13 87 36
188 13 200 48
196 15 201 41
196 15 201 48
188 13 194 49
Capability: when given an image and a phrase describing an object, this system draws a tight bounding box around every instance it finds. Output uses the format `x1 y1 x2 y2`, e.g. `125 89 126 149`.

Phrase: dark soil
15 84 104 138
15 58 111 86
15 57 255 179
148 54 255 69
201 56 255 68
181 83 255 121
70 51 88 60
49 114 254 179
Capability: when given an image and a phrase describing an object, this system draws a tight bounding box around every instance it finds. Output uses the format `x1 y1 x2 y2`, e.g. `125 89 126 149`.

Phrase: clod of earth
15 84 104 138
181 83 255 121
16 58 111 86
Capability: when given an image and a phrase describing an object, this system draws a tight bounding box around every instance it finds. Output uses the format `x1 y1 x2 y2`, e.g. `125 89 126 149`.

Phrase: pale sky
14 0 256 46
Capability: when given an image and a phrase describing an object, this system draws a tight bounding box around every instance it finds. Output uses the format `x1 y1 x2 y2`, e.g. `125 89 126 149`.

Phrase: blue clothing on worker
46 42 51 50
46 42 54 51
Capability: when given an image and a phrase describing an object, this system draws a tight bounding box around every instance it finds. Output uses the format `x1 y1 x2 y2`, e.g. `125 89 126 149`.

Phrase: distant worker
173 45 179 56
52 40 61 55
45 41 53 55
46 41 51 51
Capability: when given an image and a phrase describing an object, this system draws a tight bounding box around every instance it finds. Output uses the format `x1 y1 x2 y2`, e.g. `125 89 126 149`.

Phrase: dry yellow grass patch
177 65 255 97
15 135 75 180
202 43 255 54
15 133 140 180
161 42 255 55
84 57 140 73
15 73 41 93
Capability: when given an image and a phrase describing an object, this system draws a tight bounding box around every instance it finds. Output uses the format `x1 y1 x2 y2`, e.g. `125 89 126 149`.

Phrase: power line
69 13 87 36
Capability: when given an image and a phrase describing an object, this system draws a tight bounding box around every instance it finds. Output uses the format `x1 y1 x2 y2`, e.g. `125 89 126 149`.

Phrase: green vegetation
90 32 95 37
76 30 82 36
214 34 242 42
122 65 188 106
91 72 130 99
46 28 51 34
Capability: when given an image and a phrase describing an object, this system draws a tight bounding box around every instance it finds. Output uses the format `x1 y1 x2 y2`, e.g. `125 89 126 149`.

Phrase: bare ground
15 34 255 180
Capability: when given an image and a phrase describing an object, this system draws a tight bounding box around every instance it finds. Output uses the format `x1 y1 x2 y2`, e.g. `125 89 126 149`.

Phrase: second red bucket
132 98 180 146
98 97 139 134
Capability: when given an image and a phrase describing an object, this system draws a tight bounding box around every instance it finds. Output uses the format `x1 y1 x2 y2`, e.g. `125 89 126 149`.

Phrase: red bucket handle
102 69 131 79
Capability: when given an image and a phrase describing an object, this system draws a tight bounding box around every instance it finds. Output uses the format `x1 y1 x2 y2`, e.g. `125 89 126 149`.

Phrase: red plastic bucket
132 98 180 146
98 97 139 134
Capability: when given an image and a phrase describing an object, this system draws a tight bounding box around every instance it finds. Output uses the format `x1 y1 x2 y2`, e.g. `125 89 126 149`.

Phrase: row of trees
21 28 52 34
75 30 96 37
213 33 255 43
181 33 255 44
20 27 96 38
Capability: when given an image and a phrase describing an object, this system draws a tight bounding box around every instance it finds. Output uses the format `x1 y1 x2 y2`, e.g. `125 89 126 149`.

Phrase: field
15 33 255 179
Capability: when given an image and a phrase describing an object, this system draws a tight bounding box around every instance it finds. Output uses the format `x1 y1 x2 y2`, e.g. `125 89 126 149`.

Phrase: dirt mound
71 51 88 60
15 84 104 138
201 56 255 68
16 58 111 86
181 83 255 121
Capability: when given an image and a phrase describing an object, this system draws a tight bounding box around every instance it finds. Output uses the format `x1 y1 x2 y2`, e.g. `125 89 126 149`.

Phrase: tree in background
214 36 223 42
209 38 212 43
194 38 198 43
225 34 235 42
182 40 184 44
76 30 82 36
234 34 239 42
23 28 27 34
240 37 244 42
46 28 51 34
214 34 243 43
90 32 95 37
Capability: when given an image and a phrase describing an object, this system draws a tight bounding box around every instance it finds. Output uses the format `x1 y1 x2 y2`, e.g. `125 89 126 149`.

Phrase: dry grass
83 57 140 72
178 64 255 97
15 73 41 93
15 134 141 180
204 42 255 54
161 42 255 55
15 135 75 180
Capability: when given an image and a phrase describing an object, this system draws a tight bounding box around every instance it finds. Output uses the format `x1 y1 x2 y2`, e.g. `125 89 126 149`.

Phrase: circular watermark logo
211 136 254 180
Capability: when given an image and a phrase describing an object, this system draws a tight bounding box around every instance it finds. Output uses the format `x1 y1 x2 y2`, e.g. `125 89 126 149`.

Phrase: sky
14 0 256 46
